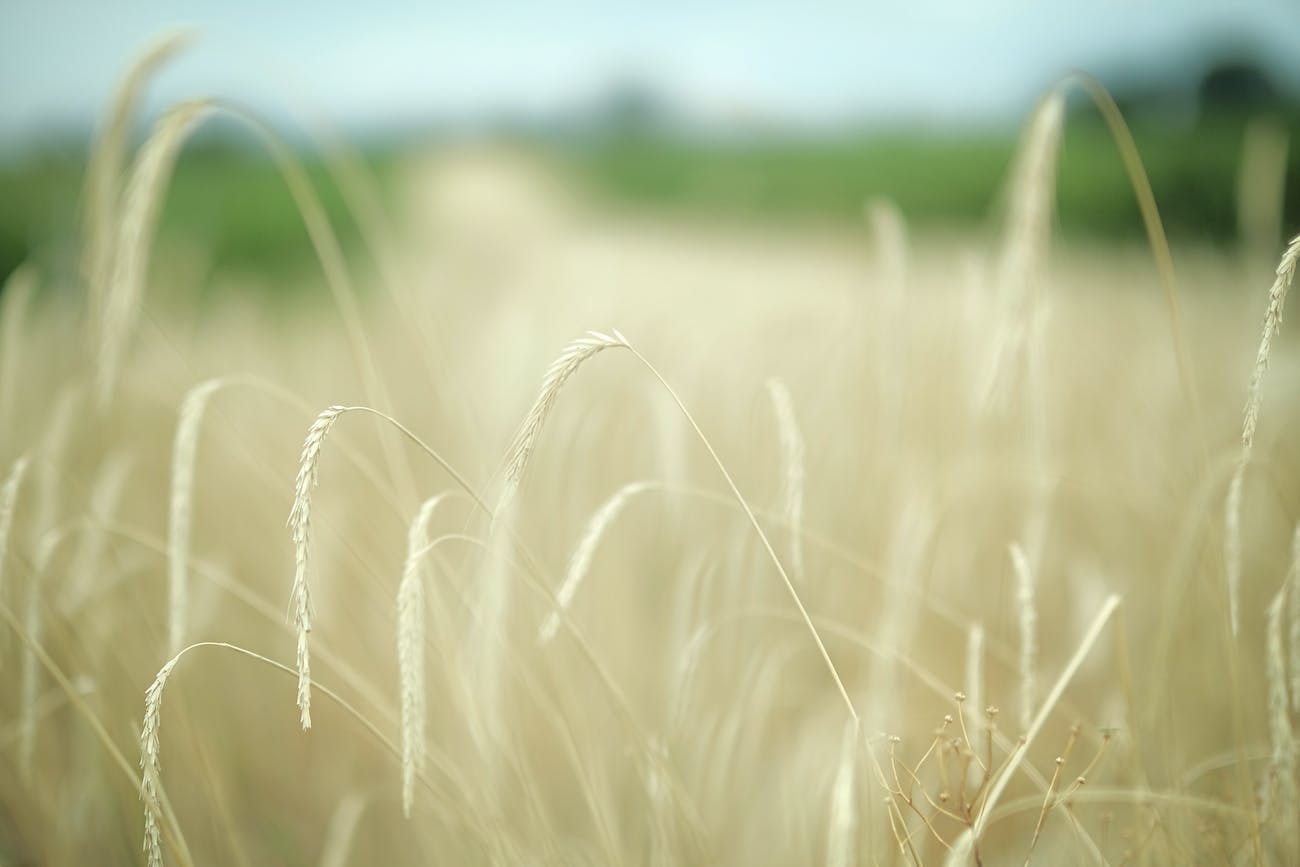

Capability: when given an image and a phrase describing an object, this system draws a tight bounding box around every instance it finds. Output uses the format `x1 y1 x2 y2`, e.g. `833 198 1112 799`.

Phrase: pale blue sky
2 0 1299 145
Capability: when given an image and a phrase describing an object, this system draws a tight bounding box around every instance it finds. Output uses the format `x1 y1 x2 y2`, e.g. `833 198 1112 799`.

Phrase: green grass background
3 114 1298 289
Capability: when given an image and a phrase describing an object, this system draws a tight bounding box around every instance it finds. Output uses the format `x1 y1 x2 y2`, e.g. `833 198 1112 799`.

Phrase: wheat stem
1266 584 1298 827
0 455 30 600
620 336 859 723
765 378 806 584
167 379 224 657
1287 527 1300 714
1009 543 1037 733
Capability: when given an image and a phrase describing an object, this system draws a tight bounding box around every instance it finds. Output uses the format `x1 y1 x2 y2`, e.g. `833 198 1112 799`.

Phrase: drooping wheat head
1226 233 1300 637
538 479 655 644
288 405 348 730
497 330 628 517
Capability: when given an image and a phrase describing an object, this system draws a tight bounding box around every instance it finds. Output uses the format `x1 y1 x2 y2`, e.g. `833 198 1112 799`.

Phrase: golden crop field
1 35 1298 866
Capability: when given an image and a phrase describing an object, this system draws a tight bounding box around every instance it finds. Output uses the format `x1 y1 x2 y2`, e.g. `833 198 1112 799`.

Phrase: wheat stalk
288 405 347 731
98 99 211 407
967 623 985 738
994 91 1065 307
1243 233 1300 453
946 594 1121 865
82 30 192 320
497 330 628 517
1225 233 1300 637
19 529 68 779
1263 579 1294 805
458 504 519 779
980 91 1065 412
289 402 491 731
866 198 909 453
139 641 388 867
1067 75 1202 440
765 379 806 583
1288 527 1300 713
1266 583 1298 828
671 621 716 738
869 493 935 734
167 379 223 657
0 455 30 599
826 719 860 867
643 736 676 867
0 266 34 445
398 494 448 818
866 197 908 299
537 480 656 644
1224 467 1246 638
319 793 368 867
1010 542 1037 733
617 336 860 722
64 451 134 612
1236 119 1289 255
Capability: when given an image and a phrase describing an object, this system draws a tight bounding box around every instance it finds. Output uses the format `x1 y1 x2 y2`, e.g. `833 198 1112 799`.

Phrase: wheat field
1 37 1299 866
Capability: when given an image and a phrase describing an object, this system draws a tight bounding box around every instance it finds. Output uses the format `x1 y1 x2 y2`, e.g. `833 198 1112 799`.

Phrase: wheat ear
1226 232 1300 637
765 379 806 583
398 495 447 818
141 653 181 867
1010 542 1037 733
82 30 192 319
1243 233 1300 453
167 379 223 657
994 90 1065 305
497 330 628 517
288 406 347 730
98 99 211 407
289 403 492 730
980 91 1065 411
538 480 655 644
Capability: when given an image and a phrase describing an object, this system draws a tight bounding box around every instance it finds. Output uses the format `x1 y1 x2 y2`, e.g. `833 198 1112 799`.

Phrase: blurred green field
3 112 1298 290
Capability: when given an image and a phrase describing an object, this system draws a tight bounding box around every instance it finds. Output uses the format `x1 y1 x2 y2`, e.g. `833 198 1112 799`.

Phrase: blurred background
2 0 1300 288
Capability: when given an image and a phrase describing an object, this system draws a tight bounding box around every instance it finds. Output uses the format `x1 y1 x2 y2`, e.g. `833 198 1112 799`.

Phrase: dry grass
0 40 1298 867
